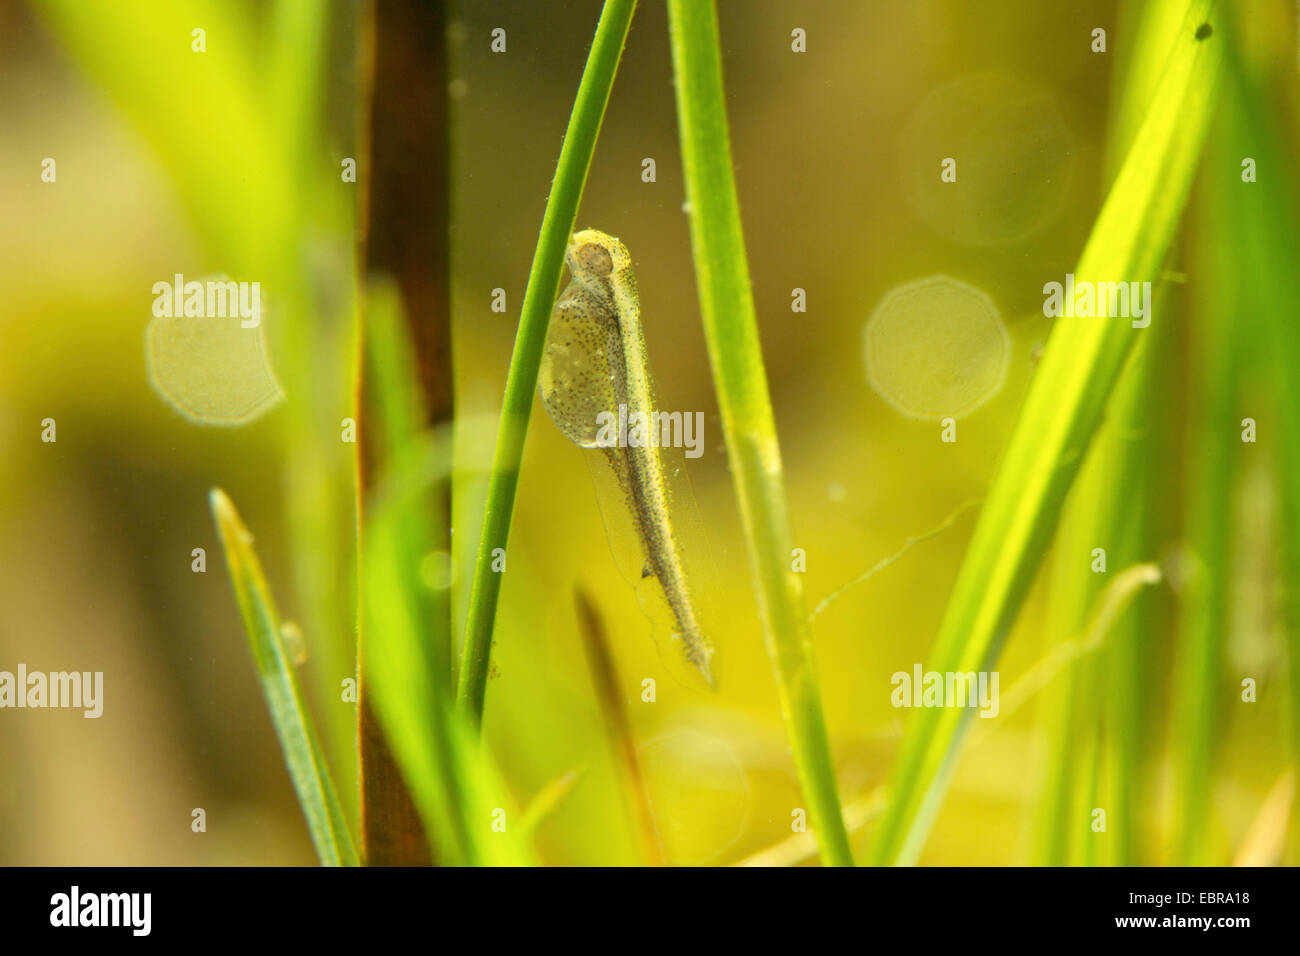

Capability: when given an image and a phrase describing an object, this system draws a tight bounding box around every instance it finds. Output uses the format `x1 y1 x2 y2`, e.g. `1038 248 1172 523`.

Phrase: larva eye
576 242 613 277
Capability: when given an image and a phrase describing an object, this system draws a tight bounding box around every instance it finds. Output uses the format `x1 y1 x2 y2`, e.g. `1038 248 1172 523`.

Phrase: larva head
567 229 631 284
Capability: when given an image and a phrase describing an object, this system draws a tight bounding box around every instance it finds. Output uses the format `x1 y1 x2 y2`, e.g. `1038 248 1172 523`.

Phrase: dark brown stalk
355 0 452 866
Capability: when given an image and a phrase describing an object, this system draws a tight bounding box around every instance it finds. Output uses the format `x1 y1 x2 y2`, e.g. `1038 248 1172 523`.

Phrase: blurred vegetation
2 0 1299 866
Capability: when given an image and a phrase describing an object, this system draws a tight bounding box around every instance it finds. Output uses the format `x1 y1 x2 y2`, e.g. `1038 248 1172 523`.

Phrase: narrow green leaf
364 433 535 866
1032 0 1186 867
517 769 584 837
1170 116 1241 867
209 488 359 867
1215 19 1300 864
36 0 287 269
869 0 1224 866
363 287 533 865
458 0 638 723
667 0 854 866
574 589 664 865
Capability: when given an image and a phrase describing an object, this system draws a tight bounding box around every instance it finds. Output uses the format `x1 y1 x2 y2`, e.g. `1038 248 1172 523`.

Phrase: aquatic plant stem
210 488 359 867
868 0 1222 865
458 0 637 724
667 0 854 867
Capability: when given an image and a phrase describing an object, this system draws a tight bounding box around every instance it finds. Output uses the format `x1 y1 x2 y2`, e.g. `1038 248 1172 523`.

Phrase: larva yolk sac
538 286 624 449
864 275 1009 421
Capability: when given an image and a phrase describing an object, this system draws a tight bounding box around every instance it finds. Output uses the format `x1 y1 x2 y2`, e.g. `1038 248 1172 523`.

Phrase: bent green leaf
869 0 1224 866
459 0 638 723
210 488 359 867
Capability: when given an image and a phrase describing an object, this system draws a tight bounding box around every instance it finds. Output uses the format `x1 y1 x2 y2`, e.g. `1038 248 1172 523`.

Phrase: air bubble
864 275 1009 420
900 71 1075 246
279 621 306 666
146 308 283 426
637 730 750 863
420 550 457 591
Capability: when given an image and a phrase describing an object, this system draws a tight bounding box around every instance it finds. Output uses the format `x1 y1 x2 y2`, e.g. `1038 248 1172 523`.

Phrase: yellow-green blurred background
2 0 1297 865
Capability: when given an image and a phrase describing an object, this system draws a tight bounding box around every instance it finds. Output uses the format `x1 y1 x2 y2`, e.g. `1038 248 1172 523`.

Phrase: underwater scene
1 0 1298 877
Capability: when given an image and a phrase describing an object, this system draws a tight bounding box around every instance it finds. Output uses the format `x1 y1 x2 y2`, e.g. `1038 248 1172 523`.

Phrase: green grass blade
574 589 665 865
40 0 361 801
1170 120 1242 866
1032 0 1186 867
458 0 638 722
36 0 286 268
364 433 535 866
362 286 533 865
869 0 1223 866
667 0 853 867
1216 21 1300 864
518 769 583 838
268 0 328 193
209 488 359 867
355 279 437 864
1031 367 1168 865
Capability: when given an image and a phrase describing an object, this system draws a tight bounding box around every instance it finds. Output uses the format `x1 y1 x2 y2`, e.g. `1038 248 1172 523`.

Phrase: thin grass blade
1031 0 1187 866
458 0 638 722
362 287 533 865
869 0 1224 865
1217 18 1300 864
667 0 853 866
209 488 359 866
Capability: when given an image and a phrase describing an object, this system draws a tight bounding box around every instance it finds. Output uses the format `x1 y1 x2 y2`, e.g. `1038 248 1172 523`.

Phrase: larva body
538 229 714 685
